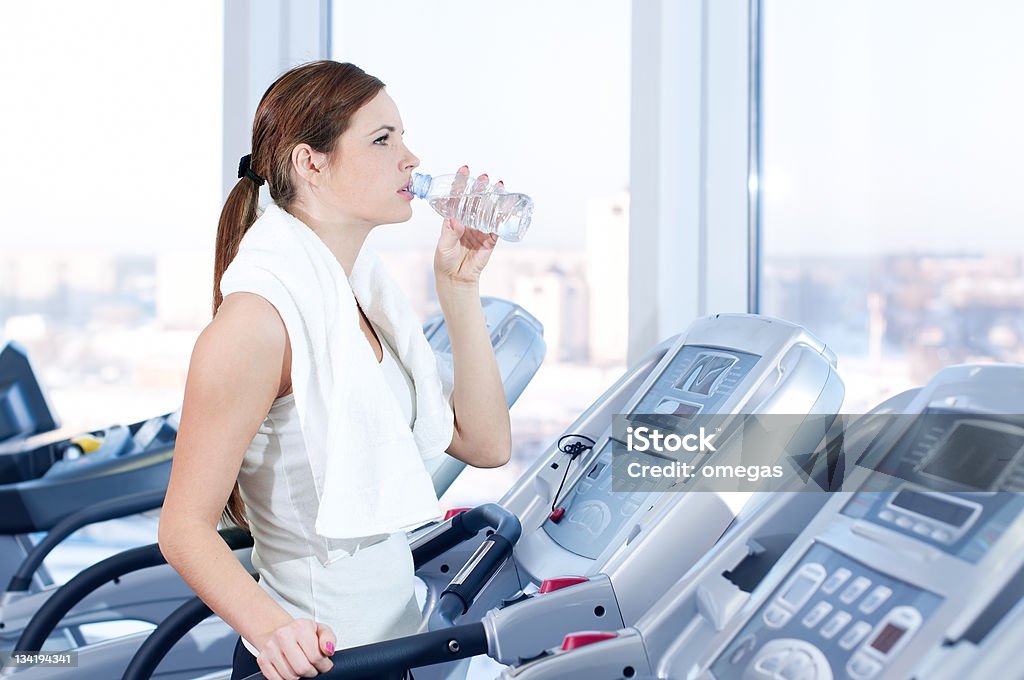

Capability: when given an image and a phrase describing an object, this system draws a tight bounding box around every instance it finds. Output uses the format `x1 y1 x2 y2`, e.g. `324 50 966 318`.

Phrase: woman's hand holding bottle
433 166 500 288
255 618 336 680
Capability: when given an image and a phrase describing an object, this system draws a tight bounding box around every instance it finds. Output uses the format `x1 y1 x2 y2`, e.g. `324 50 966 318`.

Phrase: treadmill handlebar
411 502 521 569
6 488 166 593
438 534 515 623
14 526 252 653
241 622 489 680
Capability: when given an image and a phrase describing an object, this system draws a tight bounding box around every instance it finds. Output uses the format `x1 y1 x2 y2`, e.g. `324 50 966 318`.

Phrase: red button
561 631 617 651
539 577 589 594
549 507 566 523
443 507 472 521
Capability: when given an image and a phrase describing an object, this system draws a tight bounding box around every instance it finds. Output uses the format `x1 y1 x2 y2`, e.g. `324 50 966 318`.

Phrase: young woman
158 61 512 680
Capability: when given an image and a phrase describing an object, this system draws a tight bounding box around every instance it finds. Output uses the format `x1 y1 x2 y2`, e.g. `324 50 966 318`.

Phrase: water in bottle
409 172 533 242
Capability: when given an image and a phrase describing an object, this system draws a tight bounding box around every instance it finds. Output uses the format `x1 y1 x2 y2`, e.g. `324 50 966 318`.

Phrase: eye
373 132 390 145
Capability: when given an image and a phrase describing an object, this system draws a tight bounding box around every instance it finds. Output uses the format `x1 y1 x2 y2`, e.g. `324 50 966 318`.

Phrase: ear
291 143 330 187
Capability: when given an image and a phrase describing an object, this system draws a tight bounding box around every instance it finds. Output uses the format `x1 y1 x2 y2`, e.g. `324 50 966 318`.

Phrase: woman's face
317 88 420 227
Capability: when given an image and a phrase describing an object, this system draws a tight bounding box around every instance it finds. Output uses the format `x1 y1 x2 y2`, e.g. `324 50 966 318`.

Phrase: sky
1 1 1021 256
762 0 1024 256
0 0 630 253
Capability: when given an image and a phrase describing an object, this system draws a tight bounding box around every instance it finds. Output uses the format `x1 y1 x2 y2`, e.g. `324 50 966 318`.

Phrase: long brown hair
216 61 385 530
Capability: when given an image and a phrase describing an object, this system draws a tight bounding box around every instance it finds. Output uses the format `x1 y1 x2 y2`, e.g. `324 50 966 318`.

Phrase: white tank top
237 326 423 655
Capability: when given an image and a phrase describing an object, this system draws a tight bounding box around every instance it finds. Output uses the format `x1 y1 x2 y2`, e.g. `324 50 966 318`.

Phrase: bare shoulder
189 293 290 396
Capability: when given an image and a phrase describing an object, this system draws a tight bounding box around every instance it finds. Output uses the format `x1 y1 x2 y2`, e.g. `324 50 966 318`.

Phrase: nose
402 143 420 172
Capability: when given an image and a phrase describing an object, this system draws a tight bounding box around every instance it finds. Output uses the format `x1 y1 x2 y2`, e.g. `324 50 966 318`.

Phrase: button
847 652 883 679
840 577 872 604
895 516 914 529
840 621 873 650
443 507 471 521
859 586 893 614
755 653 784 673
621 502 640 516
878 510 895 522
822 568 852 594
913 522 932 535
802 602 833 628
538 577 589 594
932 528 952 542
779 651 813 680
560 631 617 651
820 611 852 639
728 635 757 665
763 603 792 628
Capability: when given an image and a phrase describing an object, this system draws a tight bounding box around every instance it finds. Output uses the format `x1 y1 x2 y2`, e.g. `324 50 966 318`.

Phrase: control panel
542 345 762 559
710 543 942 680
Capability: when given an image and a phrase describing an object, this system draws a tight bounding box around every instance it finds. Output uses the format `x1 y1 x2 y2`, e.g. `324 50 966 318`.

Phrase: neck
287 203 373 277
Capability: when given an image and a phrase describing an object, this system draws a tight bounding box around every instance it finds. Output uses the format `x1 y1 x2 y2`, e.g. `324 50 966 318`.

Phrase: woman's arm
437 280 513 468
158 293 334 680
433 194 513 468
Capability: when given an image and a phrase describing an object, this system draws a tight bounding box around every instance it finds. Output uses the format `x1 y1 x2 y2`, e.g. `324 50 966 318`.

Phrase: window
0 1 223 432
331 0 631 504
758 0 1024 409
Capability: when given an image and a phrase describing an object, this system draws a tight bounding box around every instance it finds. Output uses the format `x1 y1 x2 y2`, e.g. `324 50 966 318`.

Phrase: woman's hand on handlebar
256 618 336 680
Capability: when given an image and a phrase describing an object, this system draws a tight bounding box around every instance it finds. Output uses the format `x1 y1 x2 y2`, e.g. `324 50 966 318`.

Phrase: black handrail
6 488 166 593
241 623 489 680
128 504 520 680
15 527 252 653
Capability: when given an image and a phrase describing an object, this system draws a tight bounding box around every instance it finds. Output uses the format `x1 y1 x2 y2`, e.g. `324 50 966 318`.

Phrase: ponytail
212 176 261 317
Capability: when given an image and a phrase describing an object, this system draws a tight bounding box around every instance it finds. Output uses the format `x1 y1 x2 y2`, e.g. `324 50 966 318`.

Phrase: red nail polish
458 165 469 172
325 641 334 655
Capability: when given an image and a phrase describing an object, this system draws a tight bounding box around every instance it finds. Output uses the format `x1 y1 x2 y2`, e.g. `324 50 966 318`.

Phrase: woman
158 61 511 680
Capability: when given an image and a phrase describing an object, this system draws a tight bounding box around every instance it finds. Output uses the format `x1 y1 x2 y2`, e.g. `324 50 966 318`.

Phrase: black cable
550 434 596 511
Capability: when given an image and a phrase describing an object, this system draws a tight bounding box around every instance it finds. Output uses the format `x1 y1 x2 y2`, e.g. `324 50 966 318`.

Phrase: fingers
258 619 333 680
314 623 337 674
281 638 319 678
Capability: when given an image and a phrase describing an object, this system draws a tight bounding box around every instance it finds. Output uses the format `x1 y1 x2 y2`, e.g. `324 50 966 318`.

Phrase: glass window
759 0 1024 409
332 0 632 505
0 1 223 432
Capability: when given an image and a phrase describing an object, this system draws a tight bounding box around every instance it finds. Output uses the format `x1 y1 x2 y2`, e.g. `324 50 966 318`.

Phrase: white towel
220 203 454 543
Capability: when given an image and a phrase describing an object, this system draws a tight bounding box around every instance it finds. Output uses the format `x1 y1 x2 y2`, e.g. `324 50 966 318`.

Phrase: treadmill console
706 370 1024 680
542 345 762 560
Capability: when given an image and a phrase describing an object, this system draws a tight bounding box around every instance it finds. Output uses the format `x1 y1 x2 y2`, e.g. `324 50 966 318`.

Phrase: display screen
779 575 816 607
890 491 975 528
674 354 737 396
921 422 1024 489
870 623 906 654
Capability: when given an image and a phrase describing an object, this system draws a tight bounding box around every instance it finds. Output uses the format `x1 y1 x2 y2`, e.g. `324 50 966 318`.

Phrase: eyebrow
369 125 404 135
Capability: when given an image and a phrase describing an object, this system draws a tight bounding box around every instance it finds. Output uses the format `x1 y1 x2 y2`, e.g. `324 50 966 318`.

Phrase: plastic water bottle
409 172 534 242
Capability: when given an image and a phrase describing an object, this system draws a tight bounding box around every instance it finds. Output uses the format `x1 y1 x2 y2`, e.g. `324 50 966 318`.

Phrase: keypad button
878 510 895 522
728 635 757 665
763 603 792 628
779 652 813 680
932 528 952 542
755 653 783 673
840 621 873 650
802 602 833 628
840 577 872 604
859 586 893 614
913 522 931 535
847 652 883 679
820 611 852 639
821 568 852 594
895 516 914 529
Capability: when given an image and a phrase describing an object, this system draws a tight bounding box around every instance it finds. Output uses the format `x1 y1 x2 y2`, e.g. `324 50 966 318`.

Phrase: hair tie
237 154 266 187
